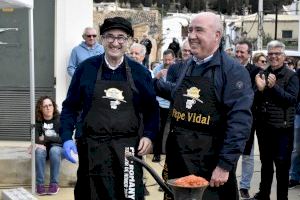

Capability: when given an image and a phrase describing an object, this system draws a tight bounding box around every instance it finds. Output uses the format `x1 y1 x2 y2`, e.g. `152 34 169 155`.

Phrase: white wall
54 0 93 110
161 15 190 59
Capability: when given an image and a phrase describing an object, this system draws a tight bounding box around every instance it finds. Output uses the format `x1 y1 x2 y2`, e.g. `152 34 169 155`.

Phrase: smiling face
267 47 286 69
188 13 222 59
256 56 267 69
235 43 251 65
130 46 145 64
101 29 129 61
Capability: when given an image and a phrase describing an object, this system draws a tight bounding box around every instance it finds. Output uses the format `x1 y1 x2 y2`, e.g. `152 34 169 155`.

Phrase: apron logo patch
183 87 203 109
102 88 127 109
124 147 135 199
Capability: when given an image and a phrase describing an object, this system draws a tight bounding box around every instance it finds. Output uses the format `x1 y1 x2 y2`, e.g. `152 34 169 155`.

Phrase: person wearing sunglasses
253 40 299 200
60 17 159 199
252 52 268 70
67 27 104 77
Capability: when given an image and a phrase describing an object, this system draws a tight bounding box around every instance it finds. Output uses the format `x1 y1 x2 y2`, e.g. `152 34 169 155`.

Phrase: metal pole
29 7 36 194
257 0 263 50
275 2 278 40
297 0 300 51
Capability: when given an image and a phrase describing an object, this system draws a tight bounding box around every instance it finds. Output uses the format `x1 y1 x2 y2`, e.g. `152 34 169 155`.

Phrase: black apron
76 61 144 200
163 65 239 200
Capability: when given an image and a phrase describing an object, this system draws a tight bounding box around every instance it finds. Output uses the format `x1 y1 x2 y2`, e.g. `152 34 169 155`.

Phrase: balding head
188 12 223 59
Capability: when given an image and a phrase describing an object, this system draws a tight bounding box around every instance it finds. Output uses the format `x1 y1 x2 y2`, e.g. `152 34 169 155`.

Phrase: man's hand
137 137 152 156
255 73 266 91
210 166 229 187
267 73 276 88
155 69 168 79
63 140 78 164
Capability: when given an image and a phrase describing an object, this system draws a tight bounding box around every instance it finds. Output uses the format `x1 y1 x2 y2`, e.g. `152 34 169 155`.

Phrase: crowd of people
29 11 300 200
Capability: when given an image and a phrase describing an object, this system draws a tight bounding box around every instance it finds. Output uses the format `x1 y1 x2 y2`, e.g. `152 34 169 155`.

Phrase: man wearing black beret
60 16 159 200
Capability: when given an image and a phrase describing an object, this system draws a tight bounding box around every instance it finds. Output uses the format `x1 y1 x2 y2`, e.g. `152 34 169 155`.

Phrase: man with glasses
60 17 159 199
252 40 299 200
235 39 260 199
67 27 104 77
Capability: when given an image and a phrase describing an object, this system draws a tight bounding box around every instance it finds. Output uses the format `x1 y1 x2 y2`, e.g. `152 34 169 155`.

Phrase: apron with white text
164 66 238 200
81 62 144 200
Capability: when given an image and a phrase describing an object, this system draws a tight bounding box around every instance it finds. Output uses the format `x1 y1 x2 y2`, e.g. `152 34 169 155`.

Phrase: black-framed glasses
268 52 283 56
102 34 128 44
86 34 97 38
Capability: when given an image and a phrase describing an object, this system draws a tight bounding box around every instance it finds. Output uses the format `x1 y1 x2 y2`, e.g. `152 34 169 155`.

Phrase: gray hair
82 27 96 36
130 43 146 56
181 38 189 48
267 40 285 52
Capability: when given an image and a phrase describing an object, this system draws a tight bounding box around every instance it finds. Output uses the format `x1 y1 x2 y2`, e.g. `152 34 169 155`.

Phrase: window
282 30 292 39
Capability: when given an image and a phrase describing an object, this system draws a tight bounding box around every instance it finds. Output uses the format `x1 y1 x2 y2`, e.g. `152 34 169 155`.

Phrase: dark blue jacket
60 54 159 143
296 68 300 114
155 50 254 171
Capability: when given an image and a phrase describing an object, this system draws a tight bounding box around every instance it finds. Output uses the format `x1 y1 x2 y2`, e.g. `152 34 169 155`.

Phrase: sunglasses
86 34 97 38
259 60 267 63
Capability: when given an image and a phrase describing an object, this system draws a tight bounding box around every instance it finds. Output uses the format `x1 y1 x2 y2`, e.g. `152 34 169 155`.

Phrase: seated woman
34 96 64 195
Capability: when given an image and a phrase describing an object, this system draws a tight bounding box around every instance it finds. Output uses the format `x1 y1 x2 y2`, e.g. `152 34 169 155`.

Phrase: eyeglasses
42 104 53 109
267 52 283 56
86 34 97 38
102 34 128 44
259 60 267 64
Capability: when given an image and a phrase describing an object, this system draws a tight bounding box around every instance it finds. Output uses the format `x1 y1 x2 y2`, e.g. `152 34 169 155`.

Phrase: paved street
0 138 299 199
35 136 300 200
35 154 300 200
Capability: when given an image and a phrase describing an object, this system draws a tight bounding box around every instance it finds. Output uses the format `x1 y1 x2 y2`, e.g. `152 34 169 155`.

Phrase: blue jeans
240 146 254 189
35 145 64 185
290 114 300 181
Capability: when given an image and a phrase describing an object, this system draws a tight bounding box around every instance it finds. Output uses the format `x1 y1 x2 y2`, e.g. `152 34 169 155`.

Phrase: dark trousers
256 125 293 200
74 139 91 200
153 107 169 156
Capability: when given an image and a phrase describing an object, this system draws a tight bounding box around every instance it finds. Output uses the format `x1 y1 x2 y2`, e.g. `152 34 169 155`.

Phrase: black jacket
155 50 254 171
256 65 299 128
60 54 159 143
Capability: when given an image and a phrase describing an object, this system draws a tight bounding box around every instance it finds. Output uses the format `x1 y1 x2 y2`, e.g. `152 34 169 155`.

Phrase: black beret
100 17 134 37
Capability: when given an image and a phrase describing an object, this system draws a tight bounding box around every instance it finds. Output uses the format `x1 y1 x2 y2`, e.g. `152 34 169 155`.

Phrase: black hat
100 17 134 37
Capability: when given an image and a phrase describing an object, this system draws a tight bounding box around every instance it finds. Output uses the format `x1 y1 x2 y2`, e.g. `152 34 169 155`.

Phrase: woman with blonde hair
252 52 267 69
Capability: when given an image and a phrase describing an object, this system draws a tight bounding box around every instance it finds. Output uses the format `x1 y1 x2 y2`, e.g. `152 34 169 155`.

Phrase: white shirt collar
104 55 124 70
192 54 213 65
